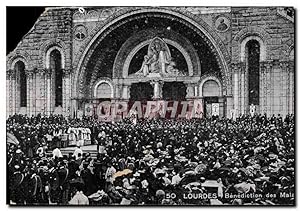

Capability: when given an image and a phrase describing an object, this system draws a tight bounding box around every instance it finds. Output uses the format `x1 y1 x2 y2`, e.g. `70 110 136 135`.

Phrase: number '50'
166 193 177 199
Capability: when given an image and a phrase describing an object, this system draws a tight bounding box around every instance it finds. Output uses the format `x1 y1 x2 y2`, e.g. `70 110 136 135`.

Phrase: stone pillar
194 83 199 97
114 84 122 99
11 69 17 114
273 60 282 115
259 62 266 114
6 69 15 117
35 69 47 115
232 64 239 115
32 69 37 116
280 61 288 116
288 61 294 114
62 69 72 116
25 69 34 116
240 63 246 114
265 62 272 116
122 84 130 100
45 68 53 115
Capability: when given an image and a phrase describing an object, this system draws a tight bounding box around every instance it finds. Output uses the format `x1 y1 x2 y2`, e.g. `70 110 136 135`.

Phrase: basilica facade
6 7 295 118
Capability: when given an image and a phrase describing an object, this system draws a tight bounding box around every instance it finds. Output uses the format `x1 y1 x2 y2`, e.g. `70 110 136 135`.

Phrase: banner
212 103 220 116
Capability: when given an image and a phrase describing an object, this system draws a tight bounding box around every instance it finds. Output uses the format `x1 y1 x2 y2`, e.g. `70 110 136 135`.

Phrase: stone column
114 84 122 99
288 61 294 114
122 84 130 100
194 83 199 97
45 68 53 115
240 62 246 114
280 61 288 116
6 69 15 116
25 69 34 116
32 69 37 116
11 69 17 114
259 62 266 114
265 61 273 116
62 69 72 116
232 63 239 116
35 69 47 115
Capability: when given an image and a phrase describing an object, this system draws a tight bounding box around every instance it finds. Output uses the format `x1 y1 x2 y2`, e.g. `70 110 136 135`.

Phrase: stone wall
6 7 295 117
231 7 294 116
6 8 73 116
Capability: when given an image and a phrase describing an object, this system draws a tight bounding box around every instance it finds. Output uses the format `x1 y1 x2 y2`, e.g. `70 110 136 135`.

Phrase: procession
7 113 295 205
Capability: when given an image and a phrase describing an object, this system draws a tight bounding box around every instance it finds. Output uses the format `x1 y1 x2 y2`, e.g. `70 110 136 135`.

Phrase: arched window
50 50 63 107
202 80 220 97
246 40 260 105
95 82 112 99
15 61 27 107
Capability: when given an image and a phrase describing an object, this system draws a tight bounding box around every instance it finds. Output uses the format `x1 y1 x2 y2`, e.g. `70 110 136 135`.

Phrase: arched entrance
72 8 230 118
199 76 223 118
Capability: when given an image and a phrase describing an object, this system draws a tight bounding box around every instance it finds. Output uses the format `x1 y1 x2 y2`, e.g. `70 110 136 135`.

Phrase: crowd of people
7 113 295 205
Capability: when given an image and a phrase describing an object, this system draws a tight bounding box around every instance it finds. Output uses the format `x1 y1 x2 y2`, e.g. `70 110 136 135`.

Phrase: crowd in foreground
7 113 295 205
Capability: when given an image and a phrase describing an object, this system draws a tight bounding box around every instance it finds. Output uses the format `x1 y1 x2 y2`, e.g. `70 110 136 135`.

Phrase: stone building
6 6 295 118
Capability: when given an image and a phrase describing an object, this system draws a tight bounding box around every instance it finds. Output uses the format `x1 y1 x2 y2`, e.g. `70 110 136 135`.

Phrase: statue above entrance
133 37 186 77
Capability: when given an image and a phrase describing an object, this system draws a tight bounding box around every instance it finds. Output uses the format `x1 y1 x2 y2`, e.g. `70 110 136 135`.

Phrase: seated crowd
7 113 295 205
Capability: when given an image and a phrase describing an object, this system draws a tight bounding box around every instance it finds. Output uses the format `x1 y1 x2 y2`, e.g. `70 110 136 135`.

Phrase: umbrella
234 182 255 193
113 169 133 179
201 180 224 188
7 133 19 145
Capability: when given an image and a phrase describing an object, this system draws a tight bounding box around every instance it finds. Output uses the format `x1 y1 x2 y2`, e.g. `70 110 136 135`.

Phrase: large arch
73 7 231 99
112 28 201 79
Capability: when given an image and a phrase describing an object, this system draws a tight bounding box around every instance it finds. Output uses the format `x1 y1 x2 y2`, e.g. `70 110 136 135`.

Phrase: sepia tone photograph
6 6 295 206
